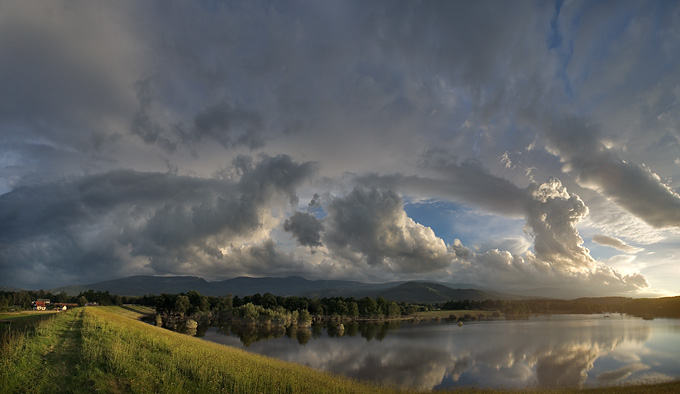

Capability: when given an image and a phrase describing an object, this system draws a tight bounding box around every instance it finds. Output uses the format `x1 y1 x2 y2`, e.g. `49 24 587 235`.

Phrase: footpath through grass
1 306 679 394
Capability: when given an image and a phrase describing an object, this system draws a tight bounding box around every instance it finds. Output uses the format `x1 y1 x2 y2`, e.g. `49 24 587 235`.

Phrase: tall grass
0 311 71 393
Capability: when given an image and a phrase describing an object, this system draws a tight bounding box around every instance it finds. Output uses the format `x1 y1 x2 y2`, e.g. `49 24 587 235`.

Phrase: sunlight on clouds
592 234 644 254
1 1 679 293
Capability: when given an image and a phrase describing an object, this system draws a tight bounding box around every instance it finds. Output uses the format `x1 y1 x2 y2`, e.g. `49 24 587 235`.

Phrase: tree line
3 288 678 320
152 290 418 320
438 296 680 318
0 289 139 310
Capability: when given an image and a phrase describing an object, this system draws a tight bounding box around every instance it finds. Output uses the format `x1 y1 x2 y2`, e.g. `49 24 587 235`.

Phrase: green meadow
1 306 678 394
0 310 56 333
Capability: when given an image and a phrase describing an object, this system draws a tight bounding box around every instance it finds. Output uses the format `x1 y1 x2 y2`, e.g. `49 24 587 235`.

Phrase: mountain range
48 275 525 303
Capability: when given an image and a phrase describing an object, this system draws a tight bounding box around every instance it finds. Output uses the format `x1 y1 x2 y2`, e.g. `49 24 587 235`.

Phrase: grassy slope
1 307 678 394
0 310 57 332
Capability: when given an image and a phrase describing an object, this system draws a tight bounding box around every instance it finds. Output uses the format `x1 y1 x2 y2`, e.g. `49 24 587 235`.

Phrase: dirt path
37 310 90 393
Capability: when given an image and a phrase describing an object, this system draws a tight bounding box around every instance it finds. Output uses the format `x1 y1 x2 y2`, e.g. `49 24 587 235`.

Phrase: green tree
175 295 190 316
240 303 259 322
298 309 312 326
261 293 278 309
348 302 359 318
215 295 233 312
376 296 387 317
358 297 377 317
77 296 88 307
387 301 401 318
187 290 209 313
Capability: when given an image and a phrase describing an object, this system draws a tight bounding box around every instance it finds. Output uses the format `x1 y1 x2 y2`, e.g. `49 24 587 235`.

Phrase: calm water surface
201 314 680 391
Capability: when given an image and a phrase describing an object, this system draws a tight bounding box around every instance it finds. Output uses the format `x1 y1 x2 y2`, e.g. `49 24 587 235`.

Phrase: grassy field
0 310 57 333
1 306 678 394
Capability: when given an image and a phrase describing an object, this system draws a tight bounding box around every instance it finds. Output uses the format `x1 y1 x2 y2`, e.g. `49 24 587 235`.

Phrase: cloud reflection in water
202 315 679 390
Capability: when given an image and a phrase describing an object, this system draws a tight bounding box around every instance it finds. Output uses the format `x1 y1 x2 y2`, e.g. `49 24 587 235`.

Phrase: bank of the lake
1 307 679 394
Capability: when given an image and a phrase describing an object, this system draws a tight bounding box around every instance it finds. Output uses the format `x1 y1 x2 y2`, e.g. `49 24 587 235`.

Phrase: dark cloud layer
1 1 678 294
284 212 323 248
357 153 526 218
0 155 315 288
191 102 264 150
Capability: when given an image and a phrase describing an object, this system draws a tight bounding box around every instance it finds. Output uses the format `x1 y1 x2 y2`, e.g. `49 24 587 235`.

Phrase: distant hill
49 285 89 296
0 286 25 292
376 281 513 303
89 276 211 296
47 275 521 302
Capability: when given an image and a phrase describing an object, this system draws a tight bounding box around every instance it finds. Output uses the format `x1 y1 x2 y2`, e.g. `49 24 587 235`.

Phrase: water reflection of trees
218 323 288 347
206 316 667 391
213 320 403 346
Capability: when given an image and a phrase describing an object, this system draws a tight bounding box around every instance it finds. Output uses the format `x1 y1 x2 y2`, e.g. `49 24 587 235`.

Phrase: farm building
32 299 51 310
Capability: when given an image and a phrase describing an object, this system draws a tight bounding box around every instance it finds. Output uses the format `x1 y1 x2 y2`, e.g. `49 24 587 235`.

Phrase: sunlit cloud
1 1 678 295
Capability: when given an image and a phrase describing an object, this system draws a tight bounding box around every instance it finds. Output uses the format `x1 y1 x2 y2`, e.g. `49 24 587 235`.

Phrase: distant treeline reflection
215 320 401 347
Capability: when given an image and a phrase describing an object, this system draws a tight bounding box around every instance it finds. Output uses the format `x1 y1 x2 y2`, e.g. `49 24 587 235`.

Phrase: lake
200 314 680 391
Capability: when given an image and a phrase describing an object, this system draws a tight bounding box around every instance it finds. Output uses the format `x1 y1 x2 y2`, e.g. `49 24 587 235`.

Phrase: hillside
49 275 514 302
89 275 211 295
377 281 509 303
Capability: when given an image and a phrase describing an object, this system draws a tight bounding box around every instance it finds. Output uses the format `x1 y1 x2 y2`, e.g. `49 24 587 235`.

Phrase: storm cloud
284 211 323 248
0 155 315 288
1 1 678 295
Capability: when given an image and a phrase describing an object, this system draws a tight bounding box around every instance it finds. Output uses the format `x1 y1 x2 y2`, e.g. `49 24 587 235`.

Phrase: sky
1 1 679 298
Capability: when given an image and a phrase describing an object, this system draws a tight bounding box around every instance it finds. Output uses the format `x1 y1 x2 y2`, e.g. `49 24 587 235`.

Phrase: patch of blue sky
583 241 624 261
546 0 564 50
403 198 528 250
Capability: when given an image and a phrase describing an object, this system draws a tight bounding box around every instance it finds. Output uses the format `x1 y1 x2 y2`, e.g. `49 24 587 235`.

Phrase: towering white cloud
525 178 594 273
323 188 450 274
444 178 648 296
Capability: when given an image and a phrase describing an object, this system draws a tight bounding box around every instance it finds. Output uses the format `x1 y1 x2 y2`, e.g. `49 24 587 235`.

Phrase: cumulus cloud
477 237 531 256
284 212 323 247
444 178 648 296
534 114 680 229
525 178 594 273
592 235 643 254
323 188 451 274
